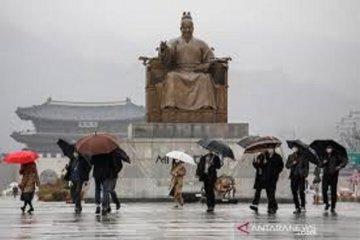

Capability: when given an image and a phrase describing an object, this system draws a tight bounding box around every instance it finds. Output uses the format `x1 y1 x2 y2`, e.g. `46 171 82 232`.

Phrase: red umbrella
76 132 121 156
3 151 39 164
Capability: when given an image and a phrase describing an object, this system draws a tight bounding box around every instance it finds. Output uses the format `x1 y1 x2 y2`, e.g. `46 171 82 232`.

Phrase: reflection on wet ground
0 198 359 239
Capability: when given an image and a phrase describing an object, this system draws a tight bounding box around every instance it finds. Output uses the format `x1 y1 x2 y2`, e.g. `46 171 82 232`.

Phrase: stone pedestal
128 123 249 139
85 123 292 200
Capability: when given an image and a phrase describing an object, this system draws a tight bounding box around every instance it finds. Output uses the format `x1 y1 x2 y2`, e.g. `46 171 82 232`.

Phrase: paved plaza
0 198 359 240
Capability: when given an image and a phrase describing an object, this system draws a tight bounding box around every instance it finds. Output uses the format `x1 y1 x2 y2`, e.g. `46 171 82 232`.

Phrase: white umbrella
166 151 196 165
9 182 18 188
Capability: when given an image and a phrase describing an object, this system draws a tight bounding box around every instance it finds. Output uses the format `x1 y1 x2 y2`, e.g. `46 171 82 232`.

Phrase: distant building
11 97 145 154
337 111 360 165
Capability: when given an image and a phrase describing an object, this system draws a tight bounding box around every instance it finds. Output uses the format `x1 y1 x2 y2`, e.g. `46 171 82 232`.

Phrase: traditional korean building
11 97 145 154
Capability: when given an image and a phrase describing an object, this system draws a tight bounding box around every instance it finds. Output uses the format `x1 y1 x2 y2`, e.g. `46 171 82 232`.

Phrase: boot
301 207 306 213
293 208 301 214
324 203 330 211
95 206 101 215
27 207 34 214
249 204 258 213
206 207 214 213
267 208 276 214
101 208 108 216
116 202 121 210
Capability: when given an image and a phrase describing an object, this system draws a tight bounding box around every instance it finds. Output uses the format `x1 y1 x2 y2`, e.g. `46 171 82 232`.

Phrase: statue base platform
147 108 227 123
128 122 249 139
83 122 293 200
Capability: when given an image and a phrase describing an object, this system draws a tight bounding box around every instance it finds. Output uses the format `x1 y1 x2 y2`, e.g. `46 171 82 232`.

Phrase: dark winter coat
196 153 222 183
319 152 348 176
70 155 91 182
90 153 116 181
286 151 309 179
253 152 284 189
111 148 125 178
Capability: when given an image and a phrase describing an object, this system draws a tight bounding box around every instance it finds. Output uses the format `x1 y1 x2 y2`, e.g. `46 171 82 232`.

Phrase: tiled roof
16 98 145 121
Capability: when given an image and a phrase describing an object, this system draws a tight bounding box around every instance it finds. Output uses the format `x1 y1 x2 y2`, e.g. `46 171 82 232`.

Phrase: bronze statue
140 12 230 123
157 12 216 110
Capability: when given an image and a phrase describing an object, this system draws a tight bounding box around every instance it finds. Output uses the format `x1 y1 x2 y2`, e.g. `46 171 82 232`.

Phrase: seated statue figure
157 12 217 111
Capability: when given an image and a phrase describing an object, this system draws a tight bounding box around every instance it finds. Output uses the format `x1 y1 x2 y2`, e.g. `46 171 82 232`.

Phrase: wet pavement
0 198 359 240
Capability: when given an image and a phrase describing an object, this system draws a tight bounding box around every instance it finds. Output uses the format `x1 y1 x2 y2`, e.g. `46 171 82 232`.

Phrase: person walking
105 149 125 213
91 153 118 216
169 159 186 208
196 152 222 213
19 162 40 214
319 145 347 213
286 146 309 214
69 152 92 214
249 149 284 214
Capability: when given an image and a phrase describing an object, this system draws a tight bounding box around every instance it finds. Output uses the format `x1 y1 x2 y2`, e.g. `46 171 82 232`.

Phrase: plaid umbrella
197 138 235 160
237 136 282 154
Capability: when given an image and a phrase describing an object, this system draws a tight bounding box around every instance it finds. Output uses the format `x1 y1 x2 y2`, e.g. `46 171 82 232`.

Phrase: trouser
21 192 34 210
101 178 118 209
322 174 339 209
252 186 278 210
70 182 77 203
173 183 183 205
95 178 119 208
204 176 216 209
73 181 84 209
95 178 120 205
95 178 102 205
290 177 306 209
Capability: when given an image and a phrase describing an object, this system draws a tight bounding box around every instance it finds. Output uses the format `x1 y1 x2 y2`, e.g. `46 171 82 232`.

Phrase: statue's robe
158 37 217 110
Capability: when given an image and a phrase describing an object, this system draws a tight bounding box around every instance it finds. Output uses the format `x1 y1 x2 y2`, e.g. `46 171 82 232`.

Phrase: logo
236 222 317 236
236 222 250 234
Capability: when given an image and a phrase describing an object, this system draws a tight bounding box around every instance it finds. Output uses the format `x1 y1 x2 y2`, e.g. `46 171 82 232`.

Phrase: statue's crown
181 12 192 21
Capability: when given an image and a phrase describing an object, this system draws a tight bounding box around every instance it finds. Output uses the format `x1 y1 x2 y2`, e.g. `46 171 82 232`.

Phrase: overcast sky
0 0 359 152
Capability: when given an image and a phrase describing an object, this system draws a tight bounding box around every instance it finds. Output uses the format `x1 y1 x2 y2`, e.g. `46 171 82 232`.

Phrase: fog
0 0 359 152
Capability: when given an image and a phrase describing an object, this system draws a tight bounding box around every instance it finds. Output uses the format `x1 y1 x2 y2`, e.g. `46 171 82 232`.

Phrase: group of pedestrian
64 149 125 215
14 140 348 216
249 144 347 215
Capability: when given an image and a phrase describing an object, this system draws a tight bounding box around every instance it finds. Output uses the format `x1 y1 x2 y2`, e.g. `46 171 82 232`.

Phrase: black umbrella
310 140 348 160
237 136 282 154
197 138 235 160
57 139 76 160
111 148 131 164
287 139 320 165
